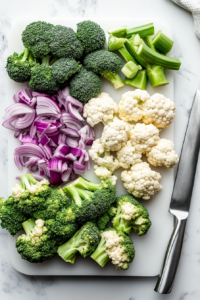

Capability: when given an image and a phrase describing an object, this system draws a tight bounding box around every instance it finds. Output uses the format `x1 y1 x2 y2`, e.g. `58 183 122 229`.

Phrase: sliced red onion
58 133 66 145
38 159 50 177
61 167 72 182
50 170 61 185
18 88 36 107
65 136 79 148
67 102 84 121
14 155 23 170
70 148 82 157
48 158 63 173
40 135 50 146
21 135 39 145
14 144 46 158
62 162 68 173
26 170 44 181
37 97 61 116
60 113 83 131
24 157 40 167
60 127 80 138
65 153 77 161
49 139 58 147
73 161 86 175
39 144 52 159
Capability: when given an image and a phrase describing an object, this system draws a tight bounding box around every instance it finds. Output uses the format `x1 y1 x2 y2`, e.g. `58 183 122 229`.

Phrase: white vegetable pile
3 87 95 185
84 90 179 200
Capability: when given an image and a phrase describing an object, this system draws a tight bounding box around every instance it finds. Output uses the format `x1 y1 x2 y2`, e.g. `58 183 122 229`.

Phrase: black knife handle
154 211 188 294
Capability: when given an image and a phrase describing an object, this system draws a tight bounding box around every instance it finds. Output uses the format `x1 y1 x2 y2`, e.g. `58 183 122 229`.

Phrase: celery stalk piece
146 65 169 87
121 61 142 79
108 36 127 51
125 40 148 68
124 70 147 90
107 26 127 37
126 23 154 38
118 45 138 64
102 71 124 89
137 43 181 70
153 30 173 54
146 36 157 51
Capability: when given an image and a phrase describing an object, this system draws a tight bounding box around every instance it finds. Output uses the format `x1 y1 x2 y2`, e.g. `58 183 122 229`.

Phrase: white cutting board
7 18 174 276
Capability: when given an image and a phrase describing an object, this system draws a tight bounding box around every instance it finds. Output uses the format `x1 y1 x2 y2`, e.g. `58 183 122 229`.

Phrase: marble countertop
0 0 200 299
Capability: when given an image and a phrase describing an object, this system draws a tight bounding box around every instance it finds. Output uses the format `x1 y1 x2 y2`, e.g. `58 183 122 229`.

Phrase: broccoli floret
32 188 70 220
69 67 102 104
0 197 29 235
22 21 54 59
112 194 152 236
49 25 83 60
83 50 124 89
52 58 80 83
29 55 60 94
49 176 116 238
91 228 135 270
16 218 58 263
96 213 110 230
57 222 101 263
6 49 37 82
76 20 106 55
107 205 117 219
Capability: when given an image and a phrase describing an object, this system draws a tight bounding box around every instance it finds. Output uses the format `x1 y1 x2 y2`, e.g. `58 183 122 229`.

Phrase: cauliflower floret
89 139 120 173
83 92 118 127
117 141 142 169
121 162 162 200
118 89 150 122
129 123 160 154
12 184 27 202
100 117 130 151
121 202 136 221
102 230 128 270
146 139 179 168
23 219 47 245
94 165 118 185
28 178 50 195
142 93 175 128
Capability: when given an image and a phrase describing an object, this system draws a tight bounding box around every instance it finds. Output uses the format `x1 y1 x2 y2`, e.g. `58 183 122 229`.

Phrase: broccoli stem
76 188 93 200
22 218 35 235
108 36 127 51
90 237 110 267
124 70 147 90
112 207 132 234
121 61 141 79
153 30 173 54
107 26 127 37
26 173 37 185
42 55 51 67
101 71 124 89
126 23 154 38
146 64 169 87
125 40 147 68
57 229 83 263
19 175 31 190
72 176 101 191
137 43 181 70
118 45 137 64
63 185 82 206
20 48 30 62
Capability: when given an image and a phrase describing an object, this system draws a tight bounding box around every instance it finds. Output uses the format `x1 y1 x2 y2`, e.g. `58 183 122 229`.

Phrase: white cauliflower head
142 93 175 128
118 89 150 122
121 162 162 200
12 184 26 202
100 117 130 151
89 139 120 173
129 123 160 154
146 139 179 168
94 165 118 185
117 141 142 169
83 93 118 127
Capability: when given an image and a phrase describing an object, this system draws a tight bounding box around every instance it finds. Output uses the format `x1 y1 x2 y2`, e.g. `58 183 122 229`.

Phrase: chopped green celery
22 218 35 235
108 35 127 51
125 38 148 68
118 45 137 64
102 71 124 89
146 36 157 51
121 61 142 79
126 23 154 38
146 64 169 87
107 26 127 37
153 30 173 54
137 43 181 70
124 70 147 90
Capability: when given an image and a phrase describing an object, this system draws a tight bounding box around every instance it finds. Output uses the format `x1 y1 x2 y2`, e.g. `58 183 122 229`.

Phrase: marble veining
0 0 200 299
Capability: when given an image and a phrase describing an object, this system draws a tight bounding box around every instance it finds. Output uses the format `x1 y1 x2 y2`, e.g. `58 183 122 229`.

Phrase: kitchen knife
155 90 200 294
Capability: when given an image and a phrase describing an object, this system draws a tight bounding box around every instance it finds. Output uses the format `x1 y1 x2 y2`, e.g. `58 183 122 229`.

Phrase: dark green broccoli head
57 222 101 263
45 216 79 239
107 205 117 219
69 67 102 104
29 64 60 94
91 228 135 270
112 194 152 236
16 218 58 263
22 21 54 59
17 195 46 215
6 49 37 82
52 58 80 83
83 50 123 74
32 188 70 220
96 213 110 230
76 20 106 55
49 25 83 59
0 197 29 236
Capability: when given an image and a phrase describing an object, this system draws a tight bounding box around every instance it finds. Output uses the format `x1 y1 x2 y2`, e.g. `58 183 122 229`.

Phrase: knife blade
154 90 200 294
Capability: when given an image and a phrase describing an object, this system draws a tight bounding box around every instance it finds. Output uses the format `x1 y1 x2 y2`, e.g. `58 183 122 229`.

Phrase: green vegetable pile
6 20 181 104
0 173 152 270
